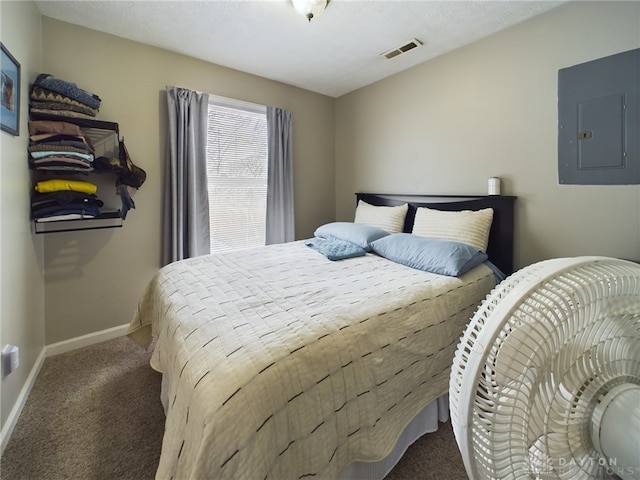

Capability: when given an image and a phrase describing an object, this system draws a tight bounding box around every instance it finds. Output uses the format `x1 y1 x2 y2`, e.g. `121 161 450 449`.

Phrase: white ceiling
35 0 567 98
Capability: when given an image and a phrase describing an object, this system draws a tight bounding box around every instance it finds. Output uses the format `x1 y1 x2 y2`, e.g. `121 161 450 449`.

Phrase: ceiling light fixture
291 0 327 22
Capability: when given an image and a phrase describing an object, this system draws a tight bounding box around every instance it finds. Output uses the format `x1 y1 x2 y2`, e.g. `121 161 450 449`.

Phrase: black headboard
356 193 516 275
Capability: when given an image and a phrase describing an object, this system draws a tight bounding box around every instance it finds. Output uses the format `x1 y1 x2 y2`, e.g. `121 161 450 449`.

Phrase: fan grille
450 257 640 479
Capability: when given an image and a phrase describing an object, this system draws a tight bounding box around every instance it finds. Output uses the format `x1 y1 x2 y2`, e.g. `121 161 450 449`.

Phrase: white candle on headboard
488 177 501 195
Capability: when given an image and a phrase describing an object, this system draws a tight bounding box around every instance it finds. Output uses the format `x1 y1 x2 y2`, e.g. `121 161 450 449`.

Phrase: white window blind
206 96 267 253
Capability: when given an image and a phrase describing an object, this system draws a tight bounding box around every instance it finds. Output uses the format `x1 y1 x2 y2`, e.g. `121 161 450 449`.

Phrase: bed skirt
161 375 448 480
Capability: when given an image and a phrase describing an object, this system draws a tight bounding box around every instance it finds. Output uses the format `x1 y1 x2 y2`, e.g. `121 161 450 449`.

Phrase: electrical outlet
2 345 19 377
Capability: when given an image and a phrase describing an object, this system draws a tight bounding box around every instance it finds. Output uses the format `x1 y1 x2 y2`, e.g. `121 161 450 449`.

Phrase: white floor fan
450 257 640 480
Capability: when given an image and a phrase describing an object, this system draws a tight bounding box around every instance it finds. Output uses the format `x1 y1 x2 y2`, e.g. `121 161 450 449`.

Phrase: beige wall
335 1 640 269
0 1 45 434
40 18 336 344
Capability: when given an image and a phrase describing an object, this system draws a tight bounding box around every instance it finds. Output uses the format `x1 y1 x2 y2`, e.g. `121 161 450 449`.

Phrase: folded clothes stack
32 179 102 222
28 120 95 172
30 73 101 120
27 73 147 221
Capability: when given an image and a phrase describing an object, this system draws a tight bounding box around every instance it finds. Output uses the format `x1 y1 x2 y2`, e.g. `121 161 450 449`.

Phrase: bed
128 192 516 479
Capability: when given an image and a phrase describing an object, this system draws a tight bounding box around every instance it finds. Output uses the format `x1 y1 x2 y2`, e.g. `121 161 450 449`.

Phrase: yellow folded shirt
34 179 98 194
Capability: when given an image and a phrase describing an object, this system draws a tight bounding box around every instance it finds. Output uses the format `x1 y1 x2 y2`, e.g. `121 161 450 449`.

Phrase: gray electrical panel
558 48 639 185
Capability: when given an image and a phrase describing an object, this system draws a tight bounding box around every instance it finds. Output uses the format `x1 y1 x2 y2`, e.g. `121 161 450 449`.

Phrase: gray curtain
266 106 295 244
162 86 210 266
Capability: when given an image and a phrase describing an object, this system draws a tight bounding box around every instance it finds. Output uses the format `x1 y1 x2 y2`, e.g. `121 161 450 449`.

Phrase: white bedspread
128 241 496 479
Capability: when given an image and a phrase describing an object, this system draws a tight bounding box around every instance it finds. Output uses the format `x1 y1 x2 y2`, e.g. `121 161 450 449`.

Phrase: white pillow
354 200 408 234
412 207 494 252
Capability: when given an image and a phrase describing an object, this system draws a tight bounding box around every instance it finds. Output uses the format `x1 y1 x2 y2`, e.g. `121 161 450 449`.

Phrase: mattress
128 240 496 479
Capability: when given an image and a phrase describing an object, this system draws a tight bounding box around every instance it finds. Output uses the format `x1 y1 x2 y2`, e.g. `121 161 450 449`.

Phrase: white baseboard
0 347 46 455
46 323 129 357
1 324 130 455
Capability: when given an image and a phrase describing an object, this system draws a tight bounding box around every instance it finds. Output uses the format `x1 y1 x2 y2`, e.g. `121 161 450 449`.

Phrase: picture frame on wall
1 42 21 136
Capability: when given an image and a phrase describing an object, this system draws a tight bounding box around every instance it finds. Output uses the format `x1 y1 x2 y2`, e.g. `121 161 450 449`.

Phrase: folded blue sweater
33 73 102 110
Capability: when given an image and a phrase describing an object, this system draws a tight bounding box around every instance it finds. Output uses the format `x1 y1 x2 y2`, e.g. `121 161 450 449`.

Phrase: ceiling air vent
381 39 423 60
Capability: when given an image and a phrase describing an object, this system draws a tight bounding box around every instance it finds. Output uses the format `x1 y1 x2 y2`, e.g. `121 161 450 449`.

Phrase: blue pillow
314 222 390 251
370 233 488 276
305 236 366 261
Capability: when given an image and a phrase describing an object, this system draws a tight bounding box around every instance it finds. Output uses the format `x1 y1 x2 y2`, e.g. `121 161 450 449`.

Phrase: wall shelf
33 211 122 234
29 115 126 234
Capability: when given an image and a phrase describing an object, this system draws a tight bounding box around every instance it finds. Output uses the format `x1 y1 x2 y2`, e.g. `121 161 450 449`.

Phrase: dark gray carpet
1 336 467 479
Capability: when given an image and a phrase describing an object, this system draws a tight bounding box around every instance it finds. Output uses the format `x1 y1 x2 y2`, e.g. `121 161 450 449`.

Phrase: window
206 96 268 253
